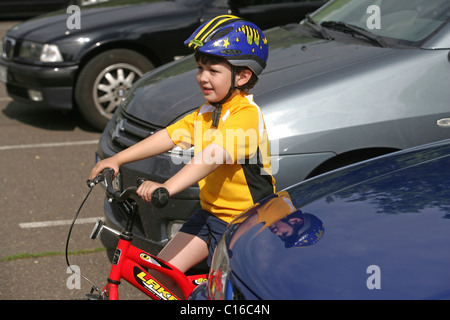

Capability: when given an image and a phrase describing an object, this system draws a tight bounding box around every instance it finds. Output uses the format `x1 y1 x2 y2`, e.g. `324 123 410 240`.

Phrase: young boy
89 15 275 284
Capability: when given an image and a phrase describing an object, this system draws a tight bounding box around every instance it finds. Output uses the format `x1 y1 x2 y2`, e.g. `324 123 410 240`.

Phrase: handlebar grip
90 168 128 201
151 187 169 208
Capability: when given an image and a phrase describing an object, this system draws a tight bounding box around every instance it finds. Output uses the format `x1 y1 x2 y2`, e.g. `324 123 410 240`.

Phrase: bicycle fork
87 219 133 300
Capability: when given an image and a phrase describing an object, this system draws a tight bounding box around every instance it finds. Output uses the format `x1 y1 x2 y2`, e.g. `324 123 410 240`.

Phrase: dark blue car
190 139 450 300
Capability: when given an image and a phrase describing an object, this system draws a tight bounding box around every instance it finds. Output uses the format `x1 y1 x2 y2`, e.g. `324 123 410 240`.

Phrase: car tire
75 49 154 130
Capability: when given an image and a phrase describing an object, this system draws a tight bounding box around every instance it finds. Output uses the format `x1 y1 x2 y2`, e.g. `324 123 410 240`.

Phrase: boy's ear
235 69 253 87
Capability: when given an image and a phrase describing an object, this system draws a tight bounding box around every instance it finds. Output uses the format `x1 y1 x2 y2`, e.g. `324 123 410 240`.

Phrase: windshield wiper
303 14 334 40
321 21 389 48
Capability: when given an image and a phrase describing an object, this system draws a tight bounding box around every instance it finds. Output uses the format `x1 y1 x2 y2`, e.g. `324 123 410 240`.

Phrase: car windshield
310 0 450 45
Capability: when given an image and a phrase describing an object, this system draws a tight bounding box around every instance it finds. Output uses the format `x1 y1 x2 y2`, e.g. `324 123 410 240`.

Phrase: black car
0 0 95 20
0 0 324 130
190 139 450 299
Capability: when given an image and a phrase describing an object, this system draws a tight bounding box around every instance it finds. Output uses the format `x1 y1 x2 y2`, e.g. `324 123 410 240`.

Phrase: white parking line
19 217 103 229
0 140 99 151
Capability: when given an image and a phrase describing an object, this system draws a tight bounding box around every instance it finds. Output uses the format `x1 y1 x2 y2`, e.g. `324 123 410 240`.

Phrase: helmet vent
210 27 234 41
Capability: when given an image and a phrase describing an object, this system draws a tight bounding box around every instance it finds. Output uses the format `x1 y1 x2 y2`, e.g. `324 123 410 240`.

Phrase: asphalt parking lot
0 20 147 300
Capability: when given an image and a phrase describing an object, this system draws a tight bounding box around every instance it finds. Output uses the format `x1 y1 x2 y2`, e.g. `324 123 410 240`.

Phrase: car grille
109 112 158 150
109 110 194 159
1 37 16 60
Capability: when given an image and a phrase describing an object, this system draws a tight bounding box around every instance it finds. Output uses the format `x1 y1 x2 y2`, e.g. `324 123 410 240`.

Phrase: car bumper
0 59 77 110
100 197 167 254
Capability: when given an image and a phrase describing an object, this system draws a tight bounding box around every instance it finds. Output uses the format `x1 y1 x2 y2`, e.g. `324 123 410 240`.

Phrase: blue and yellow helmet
184 15 269 76
283 212 325 248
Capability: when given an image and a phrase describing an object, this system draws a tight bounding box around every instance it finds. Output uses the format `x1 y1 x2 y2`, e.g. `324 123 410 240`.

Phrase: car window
228 0 325 30
231 0 317 4
311 0 450 44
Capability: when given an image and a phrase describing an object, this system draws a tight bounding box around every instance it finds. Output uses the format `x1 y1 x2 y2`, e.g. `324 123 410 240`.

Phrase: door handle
437 118 450 128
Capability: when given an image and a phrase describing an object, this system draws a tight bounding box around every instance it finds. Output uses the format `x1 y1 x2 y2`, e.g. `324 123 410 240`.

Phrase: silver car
96 0 450 256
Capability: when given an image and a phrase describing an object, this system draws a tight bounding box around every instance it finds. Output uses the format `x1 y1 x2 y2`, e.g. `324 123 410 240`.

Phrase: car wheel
75 49 154 130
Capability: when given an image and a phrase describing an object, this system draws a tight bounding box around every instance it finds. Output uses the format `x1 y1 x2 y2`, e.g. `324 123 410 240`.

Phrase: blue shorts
179 208 229 267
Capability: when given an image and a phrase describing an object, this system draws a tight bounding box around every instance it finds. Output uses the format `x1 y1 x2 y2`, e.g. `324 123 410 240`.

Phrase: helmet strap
211 66 236 127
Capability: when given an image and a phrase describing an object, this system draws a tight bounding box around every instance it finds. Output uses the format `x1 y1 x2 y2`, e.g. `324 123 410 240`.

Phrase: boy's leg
151 232 208 299
158 231 209 273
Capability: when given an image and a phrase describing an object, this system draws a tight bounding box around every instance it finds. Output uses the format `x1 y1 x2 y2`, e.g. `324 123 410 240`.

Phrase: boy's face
196 59 233 103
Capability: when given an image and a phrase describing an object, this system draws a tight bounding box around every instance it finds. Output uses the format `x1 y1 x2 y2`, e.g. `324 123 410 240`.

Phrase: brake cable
65 183 102 295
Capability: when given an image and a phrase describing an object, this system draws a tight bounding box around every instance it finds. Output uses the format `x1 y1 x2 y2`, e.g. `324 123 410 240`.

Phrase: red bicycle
65 168 207 300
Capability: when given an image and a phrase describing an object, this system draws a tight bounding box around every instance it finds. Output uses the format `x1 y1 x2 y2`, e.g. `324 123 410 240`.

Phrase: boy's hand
137 180 167 203
89 157 120 181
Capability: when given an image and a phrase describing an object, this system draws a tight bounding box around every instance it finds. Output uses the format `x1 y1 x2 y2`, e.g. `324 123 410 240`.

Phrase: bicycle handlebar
87 168 169 208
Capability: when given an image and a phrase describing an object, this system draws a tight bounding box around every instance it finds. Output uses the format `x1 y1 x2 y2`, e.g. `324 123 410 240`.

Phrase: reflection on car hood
122 24 395 126
6 1 187 43
226 139 450 299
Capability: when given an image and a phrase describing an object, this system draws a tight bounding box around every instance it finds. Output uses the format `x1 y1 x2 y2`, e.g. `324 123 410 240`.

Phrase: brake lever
86 172 105 188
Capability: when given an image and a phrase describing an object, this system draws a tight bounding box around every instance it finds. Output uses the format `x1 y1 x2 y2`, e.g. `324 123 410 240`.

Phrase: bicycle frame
101 228 207 300
85 169 207 300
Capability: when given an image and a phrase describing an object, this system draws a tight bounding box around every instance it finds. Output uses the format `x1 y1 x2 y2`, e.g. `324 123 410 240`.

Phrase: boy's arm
136 143 231 203
166 143 231 194
89 129 175 180
114 129 175 164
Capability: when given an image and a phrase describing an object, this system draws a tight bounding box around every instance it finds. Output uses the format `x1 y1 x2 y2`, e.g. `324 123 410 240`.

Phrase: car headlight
19 41 63 62
207 235 234 300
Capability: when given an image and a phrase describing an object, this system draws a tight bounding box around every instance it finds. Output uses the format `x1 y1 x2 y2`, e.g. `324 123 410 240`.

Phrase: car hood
121 24 396 126
6 0 192 43
226 139 450 299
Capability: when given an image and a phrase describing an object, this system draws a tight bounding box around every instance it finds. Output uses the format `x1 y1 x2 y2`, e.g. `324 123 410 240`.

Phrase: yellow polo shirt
166 93 275 223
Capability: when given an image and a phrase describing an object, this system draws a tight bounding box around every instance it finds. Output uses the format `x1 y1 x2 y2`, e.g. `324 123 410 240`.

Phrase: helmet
184 15 268 76
282 211 325 248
